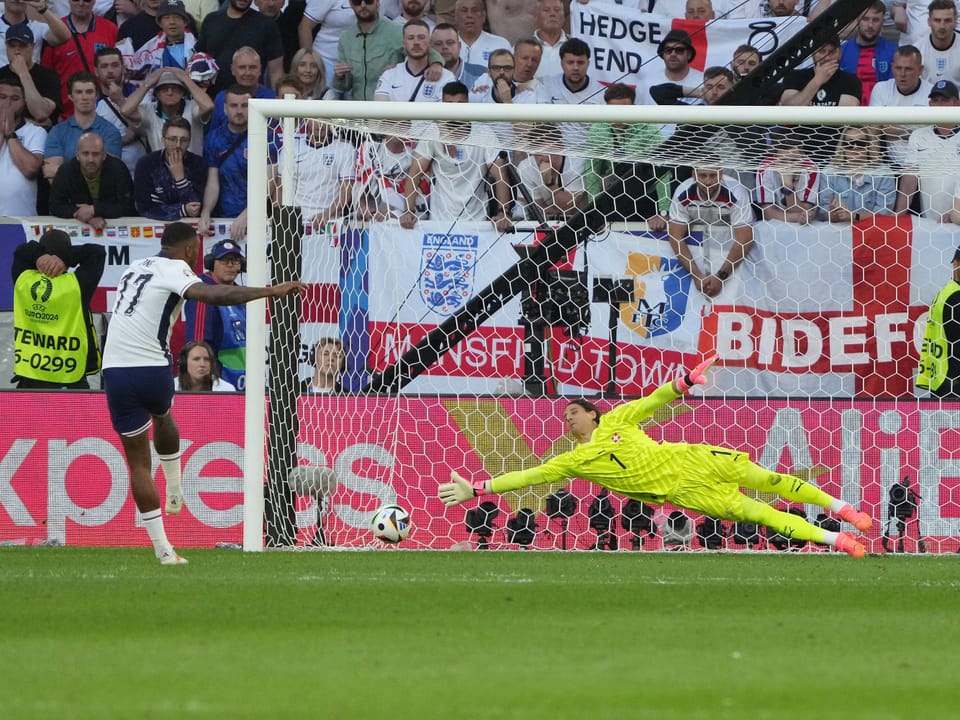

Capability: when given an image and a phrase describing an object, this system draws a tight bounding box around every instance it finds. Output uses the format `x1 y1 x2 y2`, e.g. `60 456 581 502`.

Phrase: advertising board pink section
2 392 958 552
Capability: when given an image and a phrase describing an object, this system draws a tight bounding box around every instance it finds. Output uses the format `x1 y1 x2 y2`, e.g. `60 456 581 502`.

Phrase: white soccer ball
287 465 338 498
370 504 412 544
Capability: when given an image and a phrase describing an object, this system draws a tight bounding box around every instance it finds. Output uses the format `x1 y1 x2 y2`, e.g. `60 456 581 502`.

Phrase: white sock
143 509 173 555
159 451 182 496
822 530 840 547
829 499 847 513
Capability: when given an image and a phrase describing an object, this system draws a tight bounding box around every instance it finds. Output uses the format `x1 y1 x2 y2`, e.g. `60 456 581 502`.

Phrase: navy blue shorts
103 366 175 436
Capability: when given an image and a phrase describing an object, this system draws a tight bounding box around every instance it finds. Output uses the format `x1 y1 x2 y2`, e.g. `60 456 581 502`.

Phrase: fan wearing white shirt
534 38 605 145
454 0 511 89
400 80 513 232
870 45 933 167
531 0 566 80
375 19 455 101
916 0 960 85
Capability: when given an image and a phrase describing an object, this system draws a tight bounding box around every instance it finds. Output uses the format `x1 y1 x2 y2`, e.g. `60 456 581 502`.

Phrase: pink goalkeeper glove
676 354 718 393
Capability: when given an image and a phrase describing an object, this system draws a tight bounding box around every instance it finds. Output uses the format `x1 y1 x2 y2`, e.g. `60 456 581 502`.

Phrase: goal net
243 100 960 554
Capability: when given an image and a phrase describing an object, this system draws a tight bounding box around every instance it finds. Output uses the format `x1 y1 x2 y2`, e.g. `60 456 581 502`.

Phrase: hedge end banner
2 393 959 552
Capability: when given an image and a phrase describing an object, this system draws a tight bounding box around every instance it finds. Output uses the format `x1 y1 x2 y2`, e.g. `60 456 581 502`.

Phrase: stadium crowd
4 0 960 240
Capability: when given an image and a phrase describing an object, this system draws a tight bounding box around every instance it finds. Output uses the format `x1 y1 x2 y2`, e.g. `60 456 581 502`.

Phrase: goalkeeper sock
738 496 826 545
741 463 835 509
159 451 183 496
142 509 173 555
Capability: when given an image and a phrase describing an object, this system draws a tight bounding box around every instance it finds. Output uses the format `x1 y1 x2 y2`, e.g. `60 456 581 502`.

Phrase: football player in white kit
102 222 306 564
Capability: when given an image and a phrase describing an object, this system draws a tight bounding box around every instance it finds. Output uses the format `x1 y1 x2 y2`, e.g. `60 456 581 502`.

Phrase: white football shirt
374 62 456 102
103 255 202 368
414 125 501 221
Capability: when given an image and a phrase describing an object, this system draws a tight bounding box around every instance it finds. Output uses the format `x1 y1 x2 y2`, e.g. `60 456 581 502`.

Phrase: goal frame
242 100 960 551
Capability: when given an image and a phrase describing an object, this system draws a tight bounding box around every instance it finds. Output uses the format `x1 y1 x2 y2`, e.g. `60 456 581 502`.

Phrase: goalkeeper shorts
666 444 751 521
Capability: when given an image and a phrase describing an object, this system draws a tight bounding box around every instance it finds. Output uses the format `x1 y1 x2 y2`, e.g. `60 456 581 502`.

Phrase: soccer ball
370 504 412 544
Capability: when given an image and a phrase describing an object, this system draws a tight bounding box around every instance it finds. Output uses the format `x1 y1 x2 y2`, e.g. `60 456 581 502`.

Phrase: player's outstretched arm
674 353 718 394
438 471 489 507
184 281 308 306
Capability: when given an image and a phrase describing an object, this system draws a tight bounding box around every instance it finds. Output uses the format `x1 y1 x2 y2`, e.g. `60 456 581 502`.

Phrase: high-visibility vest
13 270 92 384
917 279 960 392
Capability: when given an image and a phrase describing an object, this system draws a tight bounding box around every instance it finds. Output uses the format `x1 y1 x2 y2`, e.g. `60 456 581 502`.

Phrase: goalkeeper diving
438 355 872 557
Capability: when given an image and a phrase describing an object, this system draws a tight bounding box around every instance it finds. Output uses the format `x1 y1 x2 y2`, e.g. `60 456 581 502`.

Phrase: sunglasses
350 0 375 5
846 139 870 148
489 64 514 72
662 46 689 55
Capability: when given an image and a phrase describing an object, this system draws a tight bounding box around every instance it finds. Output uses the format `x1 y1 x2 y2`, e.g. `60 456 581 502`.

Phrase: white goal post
241 99 960 553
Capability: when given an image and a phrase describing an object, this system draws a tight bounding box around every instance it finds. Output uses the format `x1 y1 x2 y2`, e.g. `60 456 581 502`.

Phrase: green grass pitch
1 548 955 720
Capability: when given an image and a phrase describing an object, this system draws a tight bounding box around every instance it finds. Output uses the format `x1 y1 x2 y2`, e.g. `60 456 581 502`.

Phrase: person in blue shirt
839 1 897 105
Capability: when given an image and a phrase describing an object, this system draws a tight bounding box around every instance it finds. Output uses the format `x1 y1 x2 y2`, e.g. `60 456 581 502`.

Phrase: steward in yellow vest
917 248 960 399
11 230 105 388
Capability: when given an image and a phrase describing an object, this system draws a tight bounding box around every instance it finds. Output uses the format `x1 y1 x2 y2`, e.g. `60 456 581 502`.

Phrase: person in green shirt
439 355 874 557
582 83 671 230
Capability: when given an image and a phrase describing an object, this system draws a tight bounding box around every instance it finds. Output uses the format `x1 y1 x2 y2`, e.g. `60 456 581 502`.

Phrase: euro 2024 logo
420 233 478 316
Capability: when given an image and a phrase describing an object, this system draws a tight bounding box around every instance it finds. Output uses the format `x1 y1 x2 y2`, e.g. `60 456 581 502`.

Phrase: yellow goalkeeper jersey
490 383 688 504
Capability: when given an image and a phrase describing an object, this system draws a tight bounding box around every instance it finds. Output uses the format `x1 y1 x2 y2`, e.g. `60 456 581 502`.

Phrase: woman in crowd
819 126 897 223
175 340 236 392
290 48 338 101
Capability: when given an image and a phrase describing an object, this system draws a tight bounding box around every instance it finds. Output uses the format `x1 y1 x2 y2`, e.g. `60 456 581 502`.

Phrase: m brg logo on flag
419 233 478 316
620 252 692 339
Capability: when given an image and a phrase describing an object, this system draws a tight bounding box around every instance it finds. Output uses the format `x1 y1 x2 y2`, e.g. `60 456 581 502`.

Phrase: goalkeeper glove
438 471 487 507
676 353 718 393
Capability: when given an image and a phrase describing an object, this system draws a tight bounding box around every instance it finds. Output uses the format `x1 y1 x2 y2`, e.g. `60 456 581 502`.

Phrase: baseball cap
156 0 189 20
658 29 696 61
5 23 34 45
211 240 245 260
155 70 186 90
930 79 959 100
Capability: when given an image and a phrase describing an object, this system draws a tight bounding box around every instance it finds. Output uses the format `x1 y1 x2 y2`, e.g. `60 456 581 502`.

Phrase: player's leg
734 495 865 558
739 460 872 532
153 411 184 515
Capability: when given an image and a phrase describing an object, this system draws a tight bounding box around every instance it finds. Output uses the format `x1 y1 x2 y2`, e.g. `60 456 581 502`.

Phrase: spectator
253 0 303 73
651 29 703 95
175 339 236 391
209 46 275 129
389 0 434 31
43 72 122 182
897 80 960 220
534 38 605 145
917 0 960 85
298 0 358 85
755 141 820 224
668 165 754 298
276 118 356 229
49 132 135 228
685 0 715 19
374 19 455 102
820 126 896 223
481 0 538 48
512 37 542 92
870 46 932 167
894 0 960 46
780 34 861 162
118 0 197 83
0 24 60 128
582 83 669 228
430 22 465 83
730 44 761 79
839 1 896 104
120 0 166 51
301 337 345 394
917 245 960 397
120 66 214 156
95 47 148 177
0 0 70 66
516 145 585 222
134 116 207 219
400 80 512 231
333 0 443 101
41 0 118 118
354 129 423 221
469 49 533 104
290 47 337 99
11 228 104 388
531 0 566 80
111 0 141 29
182 238 249 390
0 73 45 215
196 0 283 96
200 85 254 239
454 0 511 90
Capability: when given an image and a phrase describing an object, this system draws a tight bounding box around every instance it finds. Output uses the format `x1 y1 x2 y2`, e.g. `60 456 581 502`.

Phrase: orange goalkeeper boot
838 504 873 532
836 532 866 558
